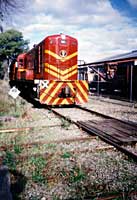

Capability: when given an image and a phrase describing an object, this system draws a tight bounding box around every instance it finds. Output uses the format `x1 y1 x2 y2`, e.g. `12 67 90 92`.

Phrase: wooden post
130 64 133 102
97 68 100 96
15 99 17 113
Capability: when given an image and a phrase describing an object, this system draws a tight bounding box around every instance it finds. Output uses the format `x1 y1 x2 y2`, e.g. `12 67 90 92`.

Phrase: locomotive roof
27 34 77 53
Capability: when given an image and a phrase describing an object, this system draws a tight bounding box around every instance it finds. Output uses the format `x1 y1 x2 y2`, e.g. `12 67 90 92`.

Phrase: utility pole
0 11 4 33
130 64 133 102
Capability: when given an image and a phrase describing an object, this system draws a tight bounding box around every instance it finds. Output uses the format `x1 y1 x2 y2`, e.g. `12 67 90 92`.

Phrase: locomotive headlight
64 86 71 97
65 86 70 95
61 34 66 40
60 34 66 44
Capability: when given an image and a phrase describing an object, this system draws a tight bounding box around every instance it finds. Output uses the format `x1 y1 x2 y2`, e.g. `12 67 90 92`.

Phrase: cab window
19 59 23 66
60 39 67 44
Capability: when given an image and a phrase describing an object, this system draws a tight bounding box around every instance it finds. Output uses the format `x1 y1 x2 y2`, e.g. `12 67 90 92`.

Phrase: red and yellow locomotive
9 34 88 105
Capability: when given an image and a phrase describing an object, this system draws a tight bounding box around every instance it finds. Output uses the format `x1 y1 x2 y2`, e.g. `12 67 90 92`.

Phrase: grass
2 137 23 170
30 156 47 184
0 80 16 115
13 143 23 155
0 80 29 119
3 150 17 170
61 151 72 159
2 138 137 199
69 166 86 183
61 118 71 129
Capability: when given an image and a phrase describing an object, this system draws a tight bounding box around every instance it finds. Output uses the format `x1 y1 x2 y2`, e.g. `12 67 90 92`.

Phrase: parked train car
9 34 88 105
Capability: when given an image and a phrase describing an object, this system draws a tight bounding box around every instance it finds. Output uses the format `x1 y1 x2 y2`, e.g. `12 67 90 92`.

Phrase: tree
0 29 29 58
0 29 29 79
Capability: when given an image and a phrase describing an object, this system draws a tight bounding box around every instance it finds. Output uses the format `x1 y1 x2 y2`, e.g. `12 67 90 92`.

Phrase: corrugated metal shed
79 50 137 67
78 50 137 102
98 50 137 63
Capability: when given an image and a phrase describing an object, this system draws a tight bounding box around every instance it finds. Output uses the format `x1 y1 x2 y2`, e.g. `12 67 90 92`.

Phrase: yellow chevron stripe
76 93 84 103
67 83 75 93
40 81 55 101
76 81 88 100
45 50 77 62
18 69 26 72
45 63 77 76
45 68 77 80
45 68 59 79
52 98 60 105
63 52 78 62
81 80 89 90
46 82 63 104
52 97 74 105
61 99 69 105
67 82 82 103
40 89 46 101
67 82 84 103
63 69 77 80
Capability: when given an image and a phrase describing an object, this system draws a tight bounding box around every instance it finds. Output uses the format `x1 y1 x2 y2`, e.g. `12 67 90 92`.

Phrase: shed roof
98 50 137 62
79 50 137 67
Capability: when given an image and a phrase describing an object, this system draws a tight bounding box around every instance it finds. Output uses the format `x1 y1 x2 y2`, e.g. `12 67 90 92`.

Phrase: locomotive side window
39 44 43 70
34 48 38 71
19 59 23 66
49 39 55 44
71 41 77 45
34 44 43 73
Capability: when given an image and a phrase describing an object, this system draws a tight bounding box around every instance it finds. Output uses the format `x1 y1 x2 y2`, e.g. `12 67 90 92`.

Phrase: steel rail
0 124 62 134
88 95 137 107
0 136 96 151
76 121 137 162
75 105 137 128
50 107 137 162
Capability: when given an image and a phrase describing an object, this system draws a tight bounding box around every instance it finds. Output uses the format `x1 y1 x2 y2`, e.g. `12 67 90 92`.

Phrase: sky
4 0 137 62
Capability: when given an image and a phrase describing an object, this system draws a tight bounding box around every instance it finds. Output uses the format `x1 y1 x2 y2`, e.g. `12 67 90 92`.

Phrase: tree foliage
0 29 29 60
0 29 29 78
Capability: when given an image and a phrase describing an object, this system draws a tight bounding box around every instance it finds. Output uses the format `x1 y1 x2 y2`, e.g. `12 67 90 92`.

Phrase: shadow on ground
10 169 27 200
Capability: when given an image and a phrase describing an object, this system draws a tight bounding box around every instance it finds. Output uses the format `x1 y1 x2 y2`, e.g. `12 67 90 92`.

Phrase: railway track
49 105 137 162
1 102 136 161
89 94 137 107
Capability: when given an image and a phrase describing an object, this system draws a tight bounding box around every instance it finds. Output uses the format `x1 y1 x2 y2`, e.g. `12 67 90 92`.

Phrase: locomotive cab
16 53 26 80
